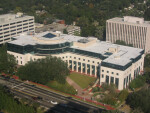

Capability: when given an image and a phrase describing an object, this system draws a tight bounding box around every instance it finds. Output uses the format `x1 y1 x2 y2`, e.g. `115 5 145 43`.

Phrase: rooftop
107 16 150 26
0 13 34 25
8 31 143 66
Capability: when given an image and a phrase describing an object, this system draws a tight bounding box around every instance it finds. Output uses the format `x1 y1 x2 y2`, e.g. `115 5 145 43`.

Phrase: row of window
102 70 119 75
106 22 147 49
0 24 34 31
105 75 119 88
61 56 100 64
2 21 34 28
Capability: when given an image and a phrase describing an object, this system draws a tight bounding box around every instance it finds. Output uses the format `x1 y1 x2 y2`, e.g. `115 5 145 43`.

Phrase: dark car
32 96 37 100
37 96 43 100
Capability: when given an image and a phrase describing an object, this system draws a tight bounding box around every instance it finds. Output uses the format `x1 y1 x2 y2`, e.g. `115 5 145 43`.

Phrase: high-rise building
0 13 34 44
106 16 150 53
7 31 144 90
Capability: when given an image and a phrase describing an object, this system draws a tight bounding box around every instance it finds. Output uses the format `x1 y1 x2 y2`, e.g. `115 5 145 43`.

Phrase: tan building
106 16 150 53
0 13 34 44
7 31 144 90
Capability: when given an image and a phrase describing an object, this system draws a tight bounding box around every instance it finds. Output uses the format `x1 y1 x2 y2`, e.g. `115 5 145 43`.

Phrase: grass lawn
47 81 77 95
69 72 96 89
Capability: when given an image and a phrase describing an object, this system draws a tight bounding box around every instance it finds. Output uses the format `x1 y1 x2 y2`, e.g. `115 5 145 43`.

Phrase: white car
50 100 58 105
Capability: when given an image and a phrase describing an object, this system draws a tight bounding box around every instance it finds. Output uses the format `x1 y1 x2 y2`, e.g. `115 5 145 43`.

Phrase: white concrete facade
0 13 35 44
7 32 144 90
106 16 150 53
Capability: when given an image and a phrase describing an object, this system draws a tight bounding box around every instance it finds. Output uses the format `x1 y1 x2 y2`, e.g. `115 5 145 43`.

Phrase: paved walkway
66 77 92 99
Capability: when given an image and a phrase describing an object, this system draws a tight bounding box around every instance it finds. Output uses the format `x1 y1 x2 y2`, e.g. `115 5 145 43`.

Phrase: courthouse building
7 31 144 90
106 16 150 53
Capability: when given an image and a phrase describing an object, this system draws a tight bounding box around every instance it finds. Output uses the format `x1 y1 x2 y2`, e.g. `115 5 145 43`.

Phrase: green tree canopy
0 45 17 74
16 56 69 84
126 88 150 113
0 85 35 113
115 40 133 47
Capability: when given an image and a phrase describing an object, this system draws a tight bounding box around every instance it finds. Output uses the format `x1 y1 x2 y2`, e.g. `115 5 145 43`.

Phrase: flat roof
0 13 34 25
107 17 150 26
8 31 144 66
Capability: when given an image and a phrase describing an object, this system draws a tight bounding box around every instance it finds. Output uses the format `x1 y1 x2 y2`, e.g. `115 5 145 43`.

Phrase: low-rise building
35 23 80 36
7 32 144 90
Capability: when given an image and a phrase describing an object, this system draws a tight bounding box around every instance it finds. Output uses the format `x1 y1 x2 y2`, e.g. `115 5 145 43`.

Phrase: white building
66 25 81 35
0 13 34 44
106 16 150 53
7 32 144 90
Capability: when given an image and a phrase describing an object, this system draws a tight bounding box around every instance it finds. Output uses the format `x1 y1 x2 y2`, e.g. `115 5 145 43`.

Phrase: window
17 25 22 27
88 60 90 62
3 24 9 27
3 28 9 30
23 23 28 26
112 72 114 74
17 21 22 23
97 62 99 64
70 56 72 58
115 78 119 88
10 23 15 25
116 73 119 75
106 75 109 83
102 70 104 72
107 71 109 73
74 57 76 59
93 61 95 63
21 61 22 64
111 77 114 83
23 20 28 22
10 26 16 28
66 56 68 58
62 57 64 59
83 59 85 61
20 57 22 59
78 58 80 60
102 74 104 78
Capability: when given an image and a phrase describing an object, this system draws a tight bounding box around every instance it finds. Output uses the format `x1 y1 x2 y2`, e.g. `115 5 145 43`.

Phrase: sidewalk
66 77 92 99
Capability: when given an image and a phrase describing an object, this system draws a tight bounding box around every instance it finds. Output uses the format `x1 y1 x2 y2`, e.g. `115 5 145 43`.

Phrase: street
0 76 106 113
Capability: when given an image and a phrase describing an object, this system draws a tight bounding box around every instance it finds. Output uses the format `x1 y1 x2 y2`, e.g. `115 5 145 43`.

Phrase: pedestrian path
66 77 92 99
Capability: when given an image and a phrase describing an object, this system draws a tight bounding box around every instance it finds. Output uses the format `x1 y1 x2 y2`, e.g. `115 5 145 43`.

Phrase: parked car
51 100 58 105
59 103 68 107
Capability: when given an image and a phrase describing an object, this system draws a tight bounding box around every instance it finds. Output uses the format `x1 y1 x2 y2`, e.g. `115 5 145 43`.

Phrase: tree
95 26 104 40
118 89 128 102
63 29 68 34
14 7 22 13
126 88 150 113
17 56 69 84
115 40 133 47
0 85 35 113
0 45 16 74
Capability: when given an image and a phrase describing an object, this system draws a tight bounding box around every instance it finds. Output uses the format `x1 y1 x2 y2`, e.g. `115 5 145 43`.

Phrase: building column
95 66 97 77
76 61 78 72
81 63 83 73
85 64 87 74
72 60 74 71
90 65 92 75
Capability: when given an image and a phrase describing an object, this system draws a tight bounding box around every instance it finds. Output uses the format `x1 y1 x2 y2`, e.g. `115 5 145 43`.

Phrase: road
0 76 107 113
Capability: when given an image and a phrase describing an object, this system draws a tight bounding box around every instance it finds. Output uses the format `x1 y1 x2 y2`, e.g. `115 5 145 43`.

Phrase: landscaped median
69 72 96 89
46 81 77 95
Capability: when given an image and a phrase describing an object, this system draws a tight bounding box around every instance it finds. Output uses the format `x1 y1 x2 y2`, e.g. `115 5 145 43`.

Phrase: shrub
129 75 145 89
92 87 101 92
118 89 128 102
